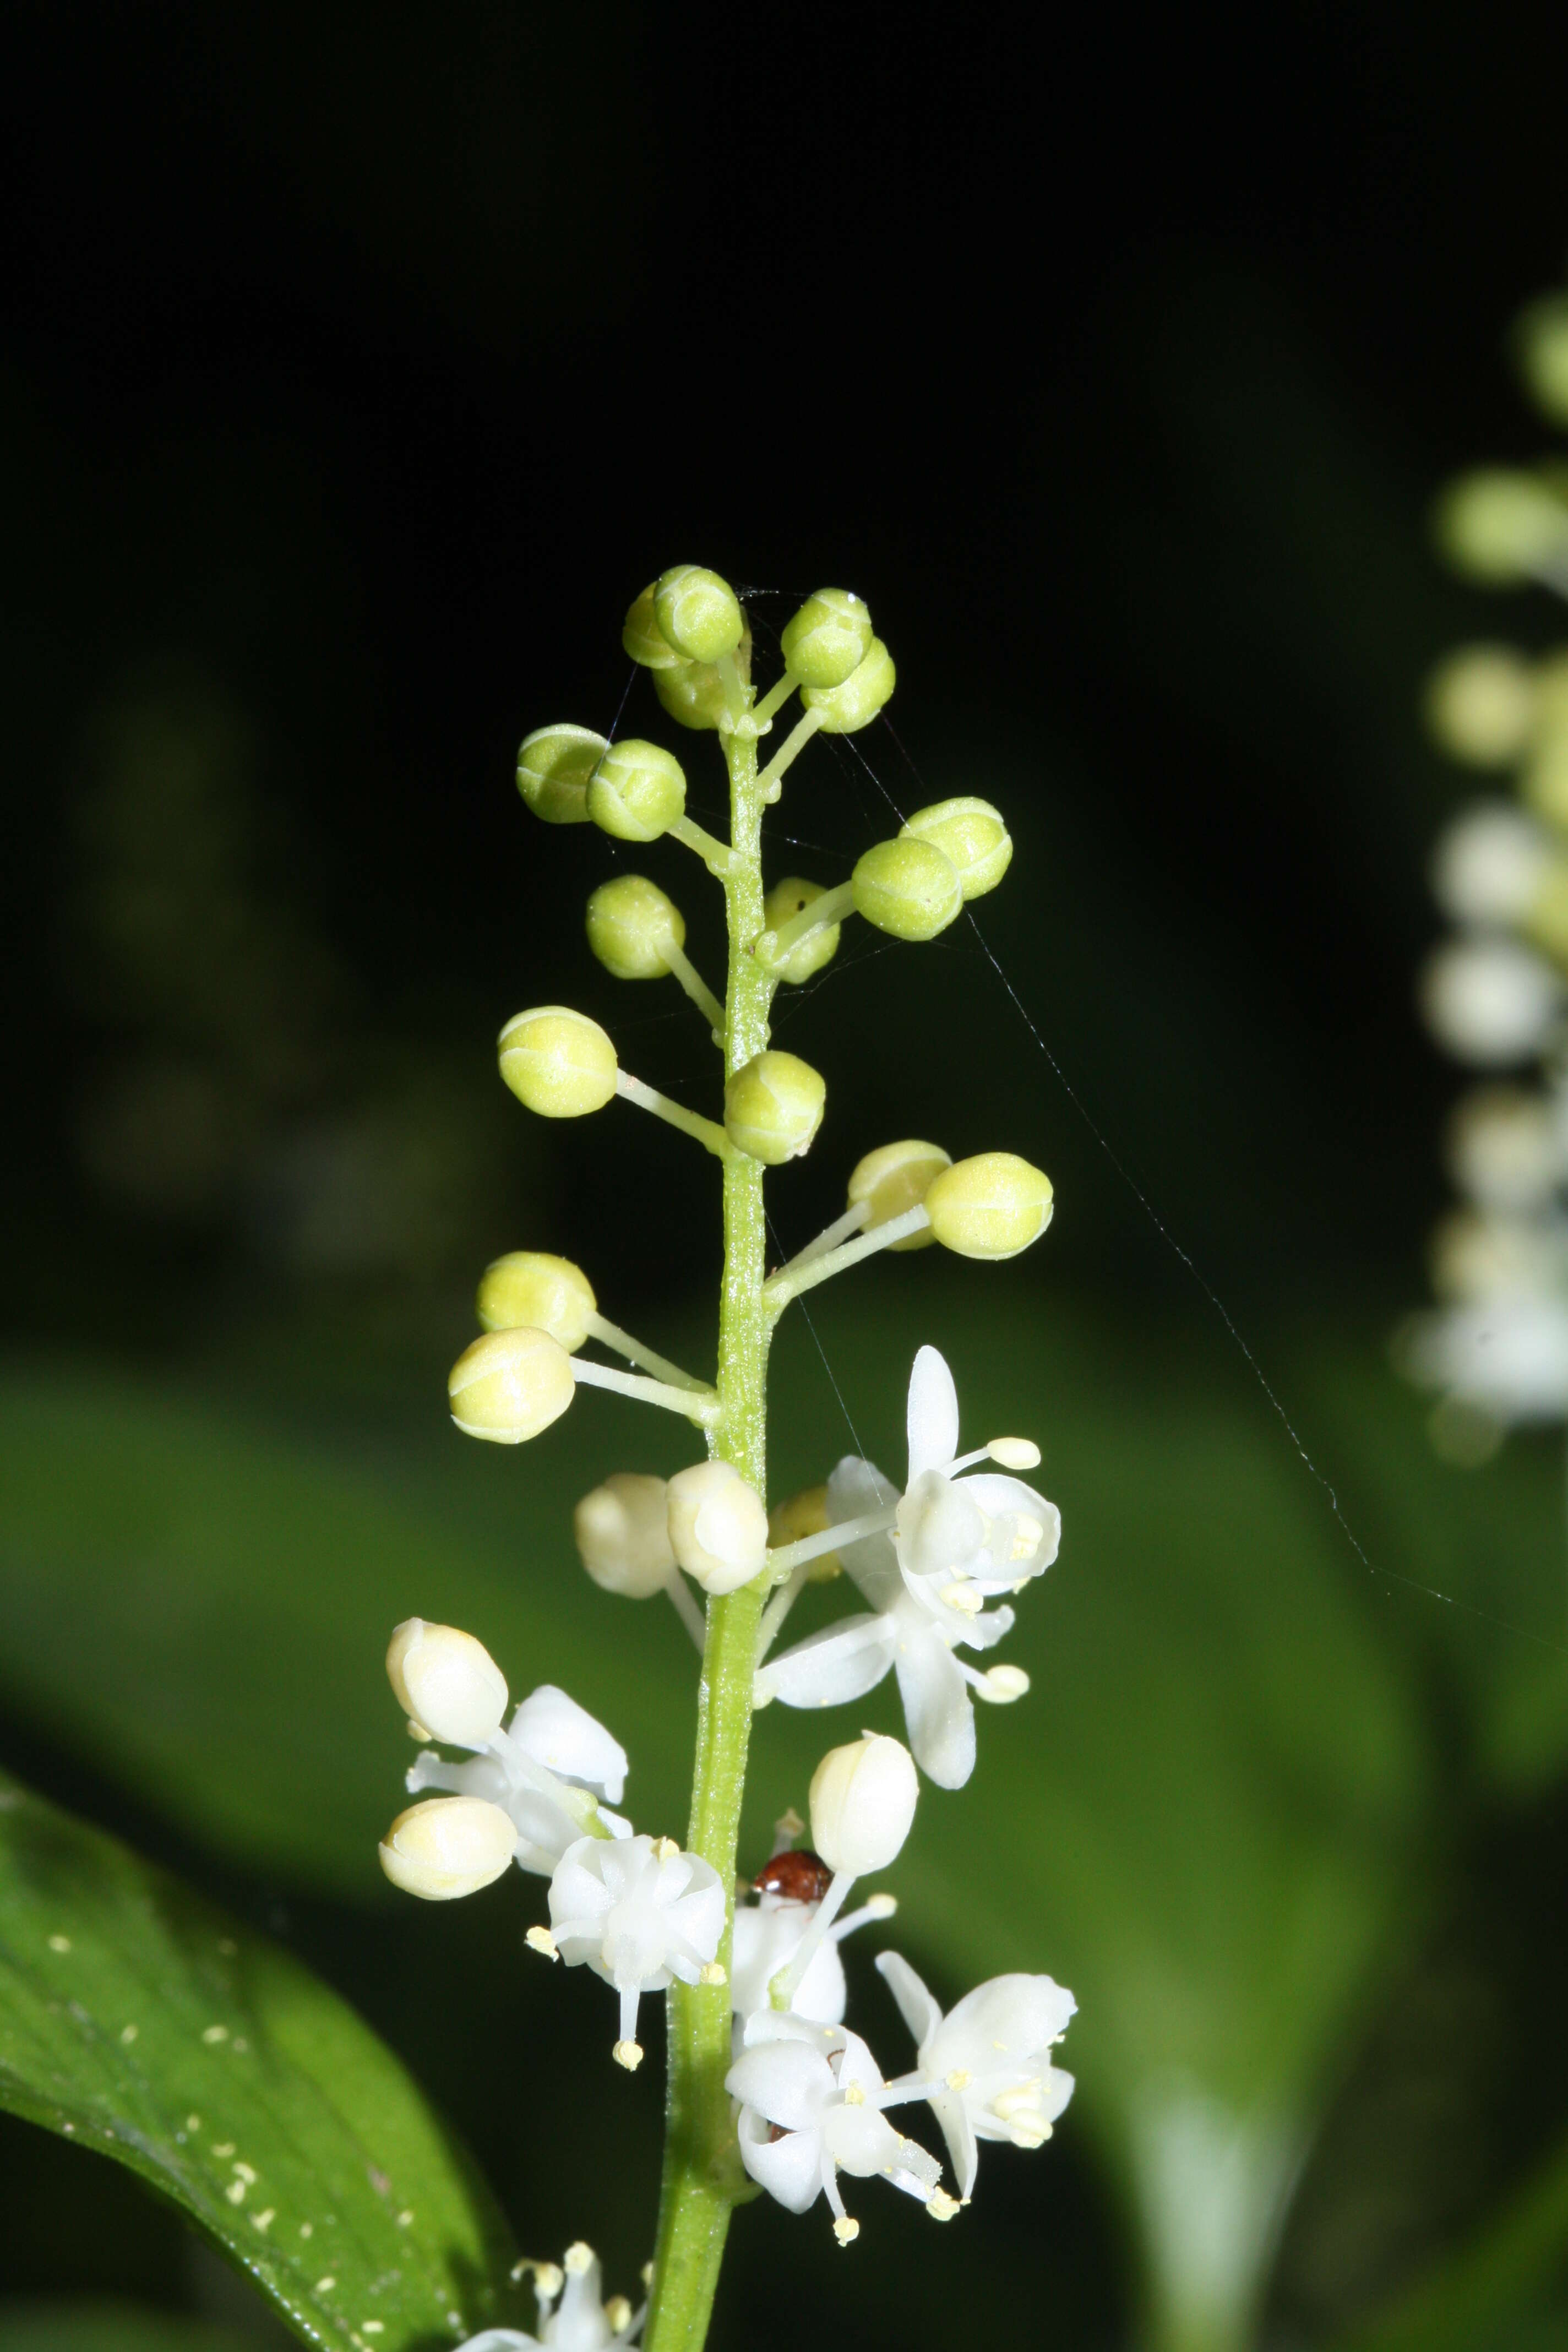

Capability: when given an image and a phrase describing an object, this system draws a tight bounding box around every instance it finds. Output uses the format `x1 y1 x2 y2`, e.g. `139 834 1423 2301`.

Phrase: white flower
407 1683 632 1874
1404 1294 1568 1422
460 2241 641 2350
727 2013 945 2244
1420 937 1560 1065
1429 802 1552 927
755 1348 1057 1786
876 1952 1076 2201
731 1901 846 2026
547 1832 725 2068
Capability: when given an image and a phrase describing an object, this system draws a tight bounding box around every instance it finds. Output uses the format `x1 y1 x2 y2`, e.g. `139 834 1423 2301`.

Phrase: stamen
926 2188 962 2222
772 1868 853 2004
988 1435 1041 1469
525 1926 559 1961
756 705 825 799
763 1205 933 1312
614 1070 729 1158
765 1504 898 1578
584 1310 713 1394
825 1892 897 1941
569 1357 720 1428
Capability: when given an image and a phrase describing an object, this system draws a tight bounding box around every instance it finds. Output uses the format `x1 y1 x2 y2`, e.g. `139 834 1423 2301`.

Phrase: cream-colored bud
768 1484 841 1580
1430 804 1551 926
516 724 608 824
1420 938 1560 1065
809 1734 917 1875
653 644 747 733
924 1153 1055 1260
654 566 744 663
901 797 1012 901
574 1472 677 1599
499 1006 618 1117
449 1327 575 1443
477 1251 597 1349
666 1460 769 1594
586 741 688 842
761 878 841 983
852 837 963 941
1446 1086 1560 1213
724 1050 826 1164
781 589 874 689
585 875 685 981
623 582 689 671
1423 647 1537 769
385 1620 509 1746
1436 469 1568 583
378 1797 516 1901
1516 295 1568 427
847 1140 951 1250
802 638 896 733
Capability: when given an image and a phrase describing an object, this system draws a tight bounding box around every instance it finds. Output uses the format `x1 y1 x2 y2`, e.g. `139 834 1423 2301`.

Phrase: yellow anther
940 1582 983 1617
525 1926 560 1961
987 1435 1041 1469
564 2242 595 2276
699 1961 728 1986
655 1836 682 1861
832 2215 861 2246
926 2188 962 2222
605 2296 633 2333
944 2068 973 2092
613 2039 645 2072
841 2082 866 2106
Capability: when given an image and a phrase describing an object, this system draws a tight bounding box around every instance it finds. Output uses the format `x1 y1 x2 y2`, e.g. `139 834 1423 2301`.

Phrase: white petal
959 1474 1062 1576
875 1950 944 2050
906 1346 961 1481
825 1457 903 1607
756 1614 898 1711
956 1601 1016 1653
736 2109 824 2212
727 2037 835 2132
929 2088 980 2201
937 1972 1077 2064
731 1908 847 2024
508 1685 629 1804
894 1631 977 1788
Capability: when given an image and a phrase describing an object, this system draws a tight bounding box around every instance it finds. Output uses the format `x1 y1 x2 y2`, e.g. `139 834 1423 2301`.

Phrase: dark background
4 4 1568 2349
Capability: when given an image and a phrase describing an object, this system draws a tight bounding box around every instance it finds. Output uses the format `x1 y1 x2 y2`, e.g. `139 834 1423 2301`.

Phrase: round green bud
802 636 896 733
516 724 608 824
924 1152 1054 1260
1435 469 1568 583
654 565 744 663
477 1250 597 1351
723 1049 826 1164
448 1326 576 1442
622 582 689 671
847 1139 952 1251
900 796 1012 901
1423 646 1537 768
586 739 687 842
762 875 841 983
498 1006 618 1117
585 875 685 981
852 836 963 940
652 644 747 733
781 589 874 689
1516 295 1568 428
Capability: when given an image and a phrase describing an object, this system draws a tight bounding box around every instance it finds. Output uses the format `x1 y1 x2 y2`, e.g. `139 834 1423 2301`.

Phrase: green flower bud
851 836 963 940
586 739 688 842
1435 469 1568 583
762 876 841 983
1423 646 1537 768
585 875 685 981
652 635 752 733
801 636 896 733
477 1250 597 1350
1516 295 1568 427
516 724 608 824
499 1006 618 1117
723 1049 826 1164
448 1326 576 1442
847 1139 952 1250
654 565 744 663
622 583 689 671
781 589 874 689
900 796 1012 900
924 1152 1054 1260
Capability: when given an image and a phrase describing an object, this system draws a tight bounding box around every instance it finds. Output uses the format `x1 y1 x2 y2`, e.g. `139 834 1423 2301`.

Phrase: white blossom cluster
1405 272 1568 1453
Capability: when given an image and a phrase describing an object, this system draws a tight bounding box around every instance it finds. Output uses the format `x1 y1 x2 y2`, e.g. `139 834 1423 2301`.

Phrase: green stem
644 721 776 2352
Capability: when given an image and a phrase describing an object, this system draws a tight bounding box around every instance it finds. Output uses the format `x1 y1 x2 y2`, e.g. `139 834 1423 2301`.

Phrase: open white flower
727 2013 945 2244
755 1348 1057 1785
407 1683 632 1874
876 1952 1076 2201
460 2240 642 2350
547 1832 726 2069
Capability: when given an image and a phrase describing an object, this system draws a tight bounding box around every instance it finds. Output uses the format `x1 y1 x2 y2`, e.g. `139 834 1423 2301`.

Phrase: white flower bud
762 877 841 983
1435 469 1568 584
801 637 896 732
386 1619 509 1746
1419 938 1560 1065
1423 647 1537 769
809 1735 918 1876
499 1006 618 1117
724 1050 826 1164
781 589 874 689
622 581 689 671
1516 293 1568 427
1430 804 1551 926
924 1152 1054 1260
585 874 685 980
378 1796 516 1901
852 837 963 941
586 741 688 842
574 1472 677 1599
1446 1086 1562 1212
900 797 1012 901
449 1327 576 1443
516 724 608 824
666 1460 769 1594
654 565 744 663
477 1251 596 1349
847 1140 951 1250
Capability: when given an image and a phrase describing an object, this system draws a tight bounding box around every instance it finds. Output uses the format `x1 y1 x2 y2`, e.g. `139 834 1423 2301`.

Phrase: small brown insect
752 1848 832 1904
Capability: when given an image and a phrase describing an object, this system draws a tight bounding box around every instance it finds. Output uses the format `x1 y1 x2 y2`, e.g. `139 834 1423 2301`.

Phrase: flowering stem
644 710 777 2352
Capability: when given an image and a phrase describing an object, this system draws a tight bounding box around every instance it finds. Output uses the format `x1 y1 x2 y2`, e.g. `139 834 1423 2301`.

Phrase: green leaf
0 1772 520 2352
0 2302 252 2352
